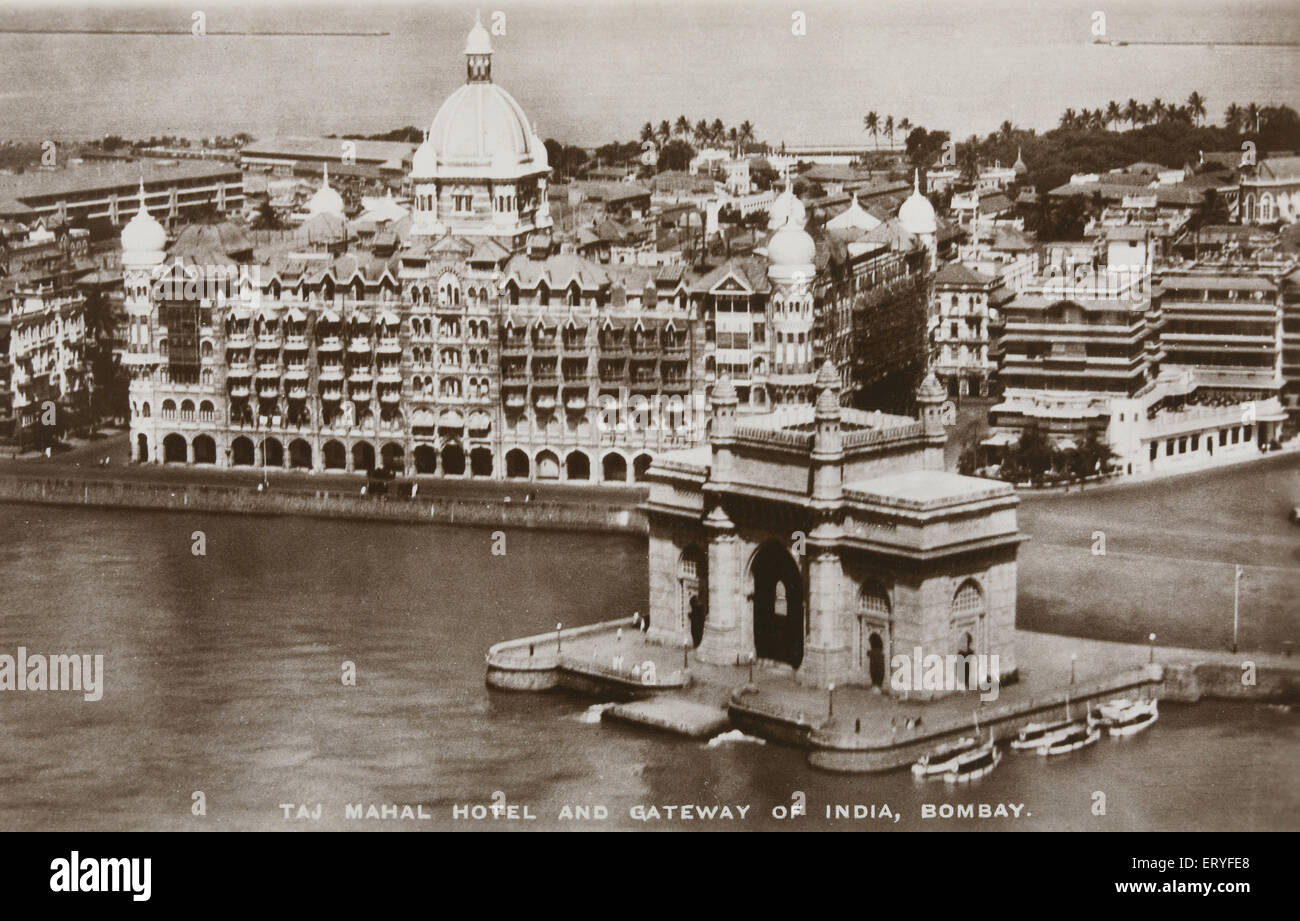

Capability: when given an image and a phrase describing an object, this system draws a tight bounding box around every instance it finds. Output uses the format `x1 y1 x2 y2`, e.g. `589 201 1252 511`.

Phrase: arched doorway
323 440 346 470
679 546 707 648
381 442 405 473
261 438 284 468
442 444 466 476
470 447 493 477
602 452 627 482
289 438 312 470
750 541 803 667
951 579 984 690
414 444 436 474
231 436 255 466
192 435 216 465
136 433 149 462
163 434 187 464
536 450 559 480
505 448 529 479
858 582 891 688
352 441 375 472
633 453 653 481
565 450 590 481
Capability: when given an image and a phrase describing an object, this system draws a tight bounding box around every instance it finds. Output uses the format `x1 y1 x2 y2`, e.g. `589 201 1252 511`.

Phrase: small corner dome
712 374 737 402
767 184 806 231
899 188 937 236
767 220 817 267
816 387 842 416
815 359 839 391
121 202 166 255
917 370 946 401
412 140 438 179
307 175 345 218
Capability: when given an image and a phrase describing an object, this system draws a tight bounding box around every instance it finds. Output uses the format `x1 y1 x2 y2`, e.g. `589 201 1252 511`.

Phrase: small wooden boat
1095 697 1136 720
1010 717 1076 750
911 736 980 777
1107 699 1158 737
1037 723 1100 756
942 742 1001 783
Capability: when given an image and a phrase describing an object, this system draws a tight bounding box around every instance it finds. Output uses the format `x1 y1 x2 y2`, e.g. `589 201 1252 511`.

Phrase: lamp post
1232 564 1243 653
1148 633 1156 664
556 622 563 654
827 683 836 721
1070 652 1077 685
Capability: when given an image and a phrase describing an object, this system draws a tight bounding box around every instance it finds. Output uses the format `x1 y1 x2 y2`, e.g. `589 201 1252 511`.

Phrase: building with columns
644 363 1021 693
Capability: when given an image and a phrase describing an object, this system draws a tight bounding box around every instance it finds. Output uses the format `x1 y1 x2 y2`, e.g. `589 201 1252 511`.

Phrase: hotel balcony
257 363 281 376
255 334 280 349
502 370 530 386
379 389 402 404
531 338 558 355
258 382 280 399
662 342 689 357
378 367 402 383
501 339 528 356
348 387 372 402
662 378 690 393
533 390 558 411
319 365 344 381
227 359 251 373
600 343 630 358
377 337 402 354
318 336 343 352
284 366 310 381
565 391 588 411
349 368 374 384
320 387 343 402
631 341 658 358
284 335 308 350
229 384 251 398
288 383 309 400
226 332 252 348
348 338 372 354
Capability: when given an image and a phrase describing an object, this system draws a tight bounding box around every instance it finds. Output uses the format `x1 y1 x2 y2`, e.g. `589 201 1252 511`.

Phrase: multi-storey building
0 161 243 230
4 264 89 447
930 262 1011 398
124 18 936 481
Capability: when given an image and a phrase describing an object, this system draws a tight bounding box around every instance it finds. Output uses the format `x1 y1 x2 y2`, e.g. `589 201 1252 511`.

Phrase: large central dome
416 15 545 179
429 82 535 165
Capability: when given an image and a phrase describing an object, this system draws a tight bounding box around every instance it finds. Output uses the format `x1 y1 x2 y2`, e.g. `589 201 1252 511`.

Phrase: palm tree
1244 102 1261 133
898 117 912 142
1060 108 1078 130
657 120 672 145
1187 91 1206 126
738 120 755 154
640 122 655 143
674 115 690 137
1150 98 1165 123
1105 101 1122 129
710 119 725 146
1124 98 1140 129
1136 103 1152 127
999 119 1015 141
1224 102 1243 132
694 119 709 146
726 127 739 155
864 111 879 148
884 115 895 149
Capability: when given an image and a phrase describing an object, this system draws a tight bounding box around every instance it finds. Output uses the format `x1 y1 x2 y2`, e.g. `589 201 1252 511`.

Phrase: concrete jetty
486 620 1300 772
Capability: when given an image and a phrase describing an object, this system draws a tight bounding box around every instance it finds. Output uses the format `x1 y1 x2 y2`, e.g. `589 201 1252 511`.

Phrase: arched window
860 582 891 618
952 579 984 618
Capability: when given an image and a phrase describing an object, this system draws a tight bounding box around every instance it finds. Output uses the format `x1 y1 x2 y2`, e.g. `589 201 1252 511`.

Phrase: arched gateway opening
750 541 803 668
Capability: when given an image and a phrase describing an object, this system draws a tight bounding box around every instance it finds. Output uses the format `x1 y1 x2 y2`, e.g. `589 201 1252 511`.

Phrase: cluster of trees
1058 92 1211 131
640 116 761 156
862 113 912 149
962 424 1118 486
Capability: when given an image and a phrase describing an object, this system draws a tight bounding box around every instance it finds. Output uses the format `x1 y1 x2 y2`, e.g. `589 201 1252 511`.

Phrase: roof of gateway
843 469 1014 510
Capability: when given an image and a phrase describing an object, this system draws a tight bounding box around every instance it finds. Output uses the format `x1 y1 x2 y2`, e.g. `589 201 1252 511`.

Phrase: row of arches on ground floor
140 434 653 482
672 540 991 681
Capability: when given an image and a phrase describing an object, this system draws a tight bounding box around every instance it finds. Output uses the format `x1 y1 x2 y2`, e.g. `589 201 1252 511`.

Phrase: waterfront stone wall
0 474 646 534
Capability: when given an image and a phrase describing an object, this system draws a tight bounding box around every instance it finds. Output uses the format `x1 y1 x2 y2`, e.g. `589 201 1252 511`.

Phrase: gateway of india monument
636 163 1023 696
644 361 1023 694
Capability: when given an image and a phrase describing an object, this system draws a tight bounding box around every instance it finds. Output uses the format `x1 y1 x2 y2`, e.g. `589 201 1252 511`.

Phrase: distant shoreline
0 29 390 37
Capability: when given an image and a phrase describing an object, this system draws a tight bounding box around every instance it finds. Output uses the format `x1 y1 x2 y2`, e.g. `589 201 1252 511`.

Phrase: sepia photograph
0 0 1295 898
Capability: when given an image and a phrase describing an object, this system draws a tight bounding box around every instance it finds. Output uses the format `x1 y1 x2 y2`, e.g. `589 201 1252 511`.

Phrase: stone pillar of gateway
642 363 1025 695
